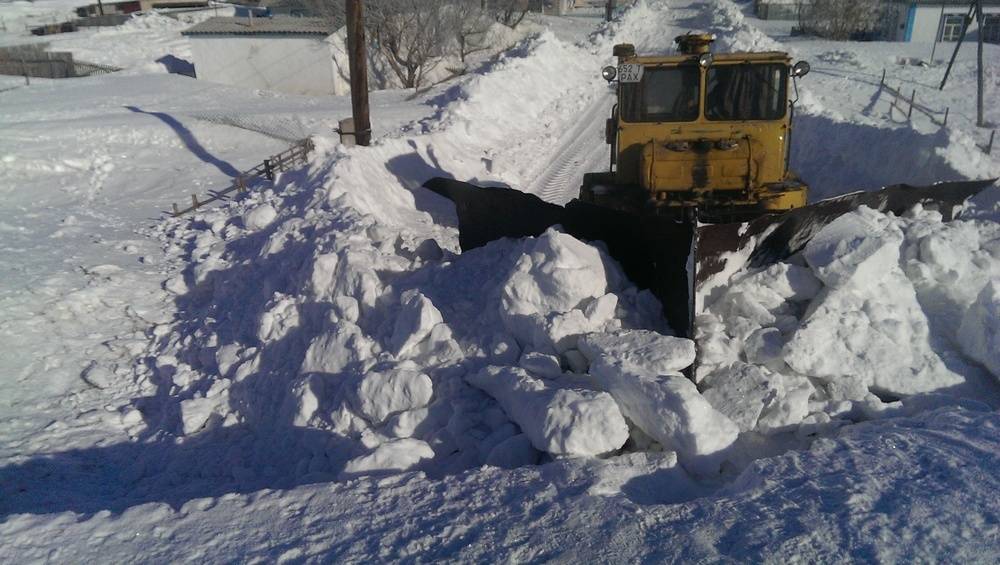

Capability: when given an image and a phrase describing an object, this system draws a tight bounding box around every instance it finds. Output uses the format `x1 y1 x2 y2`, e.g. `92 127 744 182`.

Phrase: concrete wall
188 35 344 96
892 3 1000 42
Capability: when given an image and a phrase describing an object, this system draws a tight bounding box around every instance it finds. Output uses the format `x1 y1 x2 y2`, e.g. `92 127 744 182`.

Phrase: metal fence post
908 89 916 120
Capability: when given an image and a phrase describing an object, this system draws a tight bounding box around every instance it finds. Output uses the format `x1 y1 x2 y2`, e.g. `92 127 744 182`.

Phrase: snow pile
697 204 1000 440
134 0 997 489
129 3 769 490
958 282 1000 377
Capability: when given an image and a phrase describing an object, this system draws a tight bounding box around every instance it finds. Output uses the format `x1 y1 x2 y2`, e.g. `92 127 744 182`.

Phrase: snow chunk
783 275 963 396
300 322 373 374
466 366 628 457
578 330 696 375
485 434 540 469
352 367 433 425
256 295 299 344
755 374 814 433
584 293 618 325
701 363 781 432
589 359 738 476
803 207 903 289
243 204 277 231
180 396 224 435
342 438 434 476
958 282 1000 380
501 229 609 317
518 350 562 379
390 290 444 357
290 375 323 427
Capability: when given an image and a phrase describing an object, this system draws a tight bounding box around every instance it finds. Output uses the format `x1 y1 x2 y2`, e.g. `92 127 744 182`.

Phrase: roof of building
181 16 337 36
888 0 1000 5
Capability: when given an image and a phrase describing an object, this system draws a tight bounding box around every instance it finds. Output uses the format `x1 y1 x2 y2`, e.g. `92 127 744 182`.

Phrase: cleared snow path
524 92 614 204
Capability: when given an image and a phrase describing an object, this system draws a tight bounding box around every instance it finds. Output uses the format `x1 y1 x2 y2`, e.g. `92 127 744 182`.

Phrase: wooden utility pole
346 0 372 146
939 1 975 90
605 0 615 22
975 0 984 127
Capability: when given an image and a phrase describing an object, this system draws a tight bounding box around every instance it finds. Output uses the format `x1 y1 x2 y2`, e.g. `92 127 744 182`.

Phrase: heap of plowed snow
698 204 1000 439
133 1 1000 489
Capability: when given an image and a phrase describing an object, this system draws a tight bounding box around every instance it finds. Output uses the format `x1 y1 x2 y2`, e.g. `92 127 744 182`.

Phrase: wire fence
0 51 121 79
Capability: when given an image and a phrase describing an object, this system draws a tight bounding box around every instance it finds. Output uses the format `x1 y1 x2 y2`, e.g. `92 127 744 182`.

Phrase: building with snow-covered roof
885 0 1000 43
182 16 349 96
76 0 208 17
755 0 999 43
753 0 805 21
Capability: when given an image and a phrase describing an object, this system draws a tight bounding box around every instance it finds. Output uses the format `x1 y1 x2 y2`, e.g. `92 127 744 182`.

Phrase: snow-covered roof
888 0 1000 5
181 16 336 36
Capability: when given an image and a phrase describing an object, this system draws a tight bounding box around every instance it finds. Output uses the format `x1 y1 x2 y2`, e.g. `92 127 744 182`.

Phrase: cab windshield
705 63 788 121
620 65 700 122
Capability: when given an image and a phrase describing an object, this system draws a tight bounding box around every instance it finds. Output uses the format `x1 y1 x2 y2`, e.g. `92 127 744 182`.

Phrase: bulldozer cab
600 35 809 218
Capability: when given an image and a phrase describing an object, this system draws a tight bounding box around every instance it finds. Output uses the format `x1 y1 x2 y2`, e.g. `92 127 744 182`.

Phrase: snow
466 365 629 457
351 367 433 426
589 356 739 475
1 0 999 560
578 330 696 375
341 438 435 477
958 281 1000 381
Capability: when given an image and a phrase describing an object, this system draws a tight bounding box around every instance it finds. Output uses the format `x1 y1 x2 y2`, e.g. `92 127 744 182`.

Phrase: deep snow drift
2 0 999 561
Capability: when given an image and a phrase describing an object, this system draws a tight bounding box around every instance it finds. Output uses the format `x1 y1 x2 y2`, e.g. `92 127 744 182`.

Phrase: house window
940 13 966 42
984 14 1000 44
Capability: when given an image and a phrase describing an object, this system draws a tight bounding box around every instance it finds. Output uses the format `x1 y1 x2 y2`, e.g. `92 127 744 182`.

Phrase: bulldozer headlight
698 53 714 68
601 65 617 82
715 139 739 151
665 141 690 152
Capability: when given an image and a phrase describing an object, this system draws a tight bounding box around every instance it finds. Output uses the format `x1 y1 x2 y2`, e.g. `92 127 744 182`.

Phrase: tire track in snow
524 92 614 205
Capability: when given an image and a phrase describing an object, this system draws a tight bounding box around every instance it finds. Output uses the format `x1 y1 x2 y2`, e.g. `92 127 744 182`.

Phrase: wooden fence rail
169 137 314 217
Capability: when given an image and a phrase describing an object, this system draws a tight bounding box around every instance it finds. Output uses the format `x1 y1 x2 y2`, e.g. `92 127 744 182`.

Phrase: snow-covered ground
2 0 999 561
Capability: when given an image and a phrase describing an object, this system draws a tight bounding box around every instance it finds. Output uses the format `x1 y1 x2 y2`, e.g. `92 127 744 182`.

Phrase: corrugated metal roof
182 16 336 36
888 0 1000 5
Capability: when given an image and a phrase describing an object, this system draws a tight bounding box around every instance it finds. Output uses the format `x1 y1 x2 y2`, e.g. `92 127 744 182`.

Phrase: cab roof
626 51 791 65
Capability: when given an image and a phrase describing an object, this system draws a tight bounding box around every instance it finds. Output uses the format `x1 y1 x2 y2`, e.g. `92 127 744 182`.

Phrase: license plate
618 63 644 83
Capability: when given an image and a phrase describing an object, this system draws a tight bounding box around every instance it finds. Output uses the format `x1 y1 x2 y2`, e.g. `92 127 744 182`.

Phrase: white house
754 0 1000 43
753 0 802 21
182 17 349 96
883 0 1000 42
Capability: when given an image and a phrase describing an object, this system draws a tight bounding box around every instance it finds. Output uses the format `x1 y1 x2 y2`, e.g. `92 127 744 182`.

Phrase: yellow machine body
597 37 808 215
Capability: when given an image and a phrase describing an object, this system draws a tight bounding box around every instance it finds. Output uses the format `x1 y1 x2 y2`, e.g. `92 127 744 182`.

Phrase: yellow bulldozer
582 34 808 220
425 34 993 337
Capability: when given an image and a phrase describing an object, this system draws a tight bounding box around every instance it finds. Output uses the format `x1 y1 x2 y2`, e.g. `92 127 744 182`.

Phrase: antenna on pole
939 0 986 128
346 0 372 146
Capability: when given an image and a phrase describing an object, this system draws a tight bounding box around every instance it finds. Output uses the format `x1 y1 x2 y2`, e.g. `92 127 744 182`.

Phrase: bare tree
366 0 450 89
299 0 341 22
447 0 493 67
488 0 529 29
798 0 889 40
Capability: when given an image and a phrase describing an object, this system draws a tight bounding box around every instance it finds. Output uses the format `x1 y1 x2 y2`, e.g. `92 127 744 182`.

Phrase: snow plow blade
424 177 995 337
